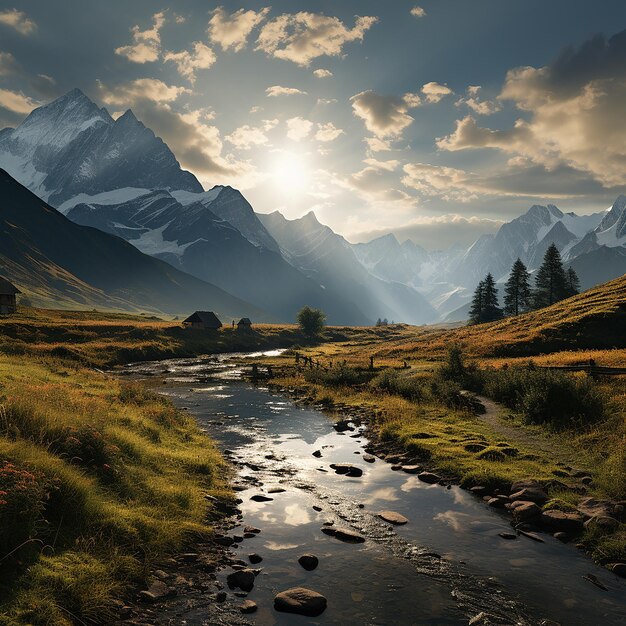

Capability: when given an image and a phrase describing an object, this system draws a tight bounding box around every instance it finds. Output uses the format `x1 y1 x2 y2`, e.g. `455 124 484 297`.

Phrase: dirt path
473 394 588 469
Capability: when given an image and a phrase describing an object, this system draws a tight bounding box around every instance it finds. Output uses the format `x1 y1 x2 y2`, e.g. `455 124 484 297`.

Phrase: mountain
64 189 365 324
259 211 437 325
352 234 429 289
0 89 201 205
0 169 264 318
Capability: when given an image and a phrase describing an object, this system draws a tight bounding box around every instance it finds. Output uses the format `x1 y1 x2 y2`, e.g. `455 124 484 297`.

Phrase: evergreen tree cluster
469 243 580 325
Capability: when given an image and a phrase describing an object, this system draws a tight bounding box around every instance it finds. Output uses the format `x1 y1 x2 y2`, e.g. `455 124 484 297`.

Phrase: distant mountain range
0 88 624 324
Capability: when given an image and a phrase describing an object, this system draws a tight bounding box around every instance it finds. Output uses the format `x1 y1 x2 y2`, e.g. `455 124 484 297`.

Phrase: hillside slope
0 170 264 319
383 273 626 358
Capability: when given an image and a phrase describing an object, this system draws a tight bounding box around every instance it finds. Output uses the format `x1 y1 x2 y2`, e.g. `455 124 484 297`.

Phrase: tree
468 279 485 325
504 258 531 316
533 243 568 308
297 306 326 338
468 273 503 324
565 266 581 297
482 273 503 322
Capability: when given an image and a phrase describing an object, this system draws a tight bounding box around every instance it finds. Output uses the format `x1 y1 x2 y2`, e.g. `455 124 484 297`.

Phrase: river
125 351 626 626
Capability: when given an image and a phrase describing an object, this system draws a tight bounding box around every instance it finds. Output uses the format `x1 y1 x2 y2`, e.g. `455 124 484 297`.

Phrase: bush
435 345 483 391
482 366 604 427
370 370 425 402
304 365 375 387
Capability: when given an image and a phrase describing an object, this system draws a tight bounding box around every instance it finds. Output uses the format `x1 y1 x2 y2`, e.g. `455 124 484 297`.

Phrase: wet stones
267 486 286 494
609 563 626 578
298 554 319 571
333 419 354 432
418 471 441 484
509 501 541 522
227 568 256 592
498 532 517 540
329 463 363 477
274 587 327 617
312 450 322 458
248 553 263 564
401 465 421 474
321 527 365 543
240 599 258 614
363 454 376 463
540 509 585 533
139 580 174 603
244 525 261 534
250 494 273 502
378 511 409 525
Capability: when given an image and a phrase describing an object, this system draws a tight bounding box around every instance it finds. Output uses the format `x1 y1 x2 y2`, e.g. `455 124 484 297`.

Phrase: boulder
577 497 616 520
322 527 365 543
363 454 376 463
298 554 319 571
510 501 541 522
248 553 263 564
329 463 363 477
540 510 584 533
334 419 354 432
227 569 256 592
139 580 173 603
401 465 421 474
509 487 549 504
418 471 441 484
274 587 327 617
378 510 409 525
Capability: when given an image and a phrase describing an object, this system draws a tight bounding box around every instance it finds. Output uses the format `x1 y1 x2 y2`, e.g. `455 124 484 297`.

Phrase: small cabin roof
237 317 252 325
183 311 222 327
0 277 20 295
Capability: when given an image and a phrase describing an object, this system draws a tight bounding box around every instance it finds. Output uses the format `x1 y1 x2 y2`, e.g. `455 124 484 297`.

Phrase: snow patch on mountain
58 188 152 214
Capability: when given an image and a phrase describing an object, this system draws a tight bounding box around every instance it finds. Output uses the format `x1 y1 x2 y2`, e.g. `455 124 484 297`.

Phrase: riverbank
256 350 626 575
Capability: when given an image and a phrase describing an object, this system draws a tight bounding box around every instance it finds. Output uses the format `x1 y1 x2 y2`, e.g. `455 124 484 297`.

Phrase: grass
0 355 229 625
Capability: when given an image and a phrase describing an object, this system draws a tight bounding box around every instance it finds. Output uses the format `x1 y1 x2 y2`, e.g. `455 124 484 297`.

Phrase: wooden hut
182 311 222 330
0 277 20 315
237 317 252 330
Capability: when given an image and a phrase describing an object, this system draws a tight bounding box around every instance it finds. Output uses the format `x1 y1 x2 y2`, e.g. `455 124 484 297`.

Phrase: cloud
256 12 377 66
438 29 626 187
0 88 38 114
313 68 333 78
0 9 36 35
336 158 413 204
402 162 479 202
225 120 277 149
351 90 418 139
364 136 392 152
30 74 59 98
410 6 427 18
317 97 337 105
208 7 270 52
455 85 501 115
0 51 19 75
164 42 216 83
98 78 189 106
266 85 307 97
421 81 453 103
286 116 313 141
315 122 344 142
115 11 165 63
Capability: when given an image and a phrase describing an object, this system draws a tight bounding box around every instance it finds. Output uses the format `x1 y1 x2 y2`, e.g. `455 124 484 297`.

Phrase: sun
272 151 309 193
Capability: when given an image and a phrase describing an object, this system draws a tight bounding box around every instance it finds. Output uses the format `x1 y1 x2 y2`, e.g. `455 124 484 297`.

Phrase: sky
1 0 626 249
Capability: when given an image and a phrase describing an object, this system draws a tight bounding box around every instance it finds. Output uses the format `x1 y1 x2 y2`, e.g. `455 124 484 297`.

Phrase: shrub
370 369 425 402
304 365 375 387
435 345 483 391
483 367 604 427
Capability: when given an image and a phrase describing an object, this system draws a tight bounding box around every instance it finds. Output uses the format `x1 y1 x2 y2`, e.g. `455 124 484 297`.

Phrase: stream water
125 352 626 626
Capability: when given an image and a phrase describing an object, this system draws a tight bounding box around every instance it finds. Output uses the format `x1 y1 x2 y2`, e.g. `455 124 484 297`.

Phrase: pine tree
533 243 568 308
481 273 503 322
565 267 581 297
504 258 531 316
468 274 503 324
468 279 485 325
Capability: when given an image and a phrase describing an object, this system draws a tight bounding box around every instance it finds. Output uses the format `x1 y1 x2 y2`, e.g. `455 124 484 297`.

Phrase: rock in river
321 527 365 543
227 569 256 592
274 587 327 617
298 554 319 570
240 600 257 614
250 494 273 502
378 510 409 525
329 463 363 477
418 471 441 484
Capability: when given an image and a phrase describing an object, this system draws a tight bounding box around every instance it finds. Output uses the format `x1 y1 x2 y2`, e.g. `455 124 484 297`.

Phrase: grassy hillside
0 355 229 625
